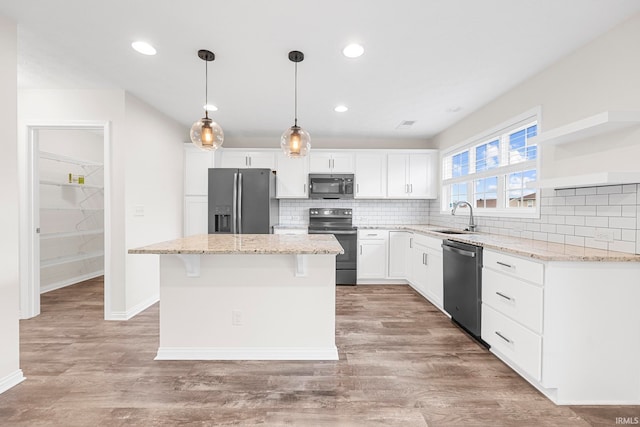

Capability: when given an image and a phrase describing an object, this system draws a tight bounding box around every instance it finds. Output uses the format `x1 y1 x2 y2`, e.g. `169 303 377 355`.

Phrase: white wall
0 14 24 394
123 93 184 316
18 89 185 319
430 12 640 254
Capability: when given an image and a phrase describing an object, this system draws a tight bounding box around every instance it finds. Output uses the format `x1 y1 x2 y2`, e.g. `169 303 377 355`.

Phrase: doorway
21 122 111 319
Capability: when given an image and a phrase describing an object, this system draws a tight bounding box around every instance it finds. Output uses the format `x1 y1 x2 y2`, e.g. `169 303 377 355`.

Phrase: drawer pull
495 291 513 301
495 331 512 344
367 233 377 236
496 261 514 269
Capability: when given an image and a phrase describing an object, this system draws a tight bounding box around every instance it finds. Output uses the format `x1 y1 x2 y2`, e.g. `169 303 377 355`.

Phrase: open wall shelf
40 229 104 240
40 250 104 268
40 179 103 190
39 151 103 167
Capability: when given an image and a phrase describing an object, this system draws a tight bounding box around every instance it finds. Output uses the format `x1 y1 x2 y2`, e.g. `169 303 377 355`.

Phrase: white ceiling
2 0 639 141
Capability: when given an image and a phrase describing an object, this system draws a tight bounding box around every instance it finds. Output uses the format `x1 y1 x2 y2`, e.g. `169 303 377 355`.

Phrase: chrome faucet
451 201 476 232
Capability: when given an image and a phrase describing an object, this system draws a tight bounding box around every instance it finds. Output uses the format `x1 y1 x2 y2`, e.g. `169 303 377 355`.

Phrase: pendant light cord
294 61 298 127
204 59 209 117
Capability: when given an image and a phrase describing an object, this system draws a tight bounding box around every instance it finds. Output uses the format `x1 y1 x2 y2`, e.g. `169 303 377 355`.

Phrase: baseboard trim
0 370 25 395
40 271 104 294
125 294 159 320
105 294 159 321
155 346 339 361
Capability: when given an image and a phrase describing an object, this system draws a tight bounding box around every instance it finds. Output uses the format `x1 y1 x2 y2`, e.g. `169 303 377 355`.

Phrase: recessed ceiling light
131 41 156 56
334 105 348 113
342 43 364 58
204 104 218 112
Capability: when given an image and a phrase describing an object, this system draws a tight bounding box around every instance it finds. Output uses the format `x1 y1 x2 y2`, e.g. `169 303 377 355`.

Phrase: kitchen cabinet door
309 151 354 173
218 151 250 168
184 144 214 196
409 241 428 294
388 231 411 278
276 152 309 198
358 238 388 279
387 154 409 197
247 151 276 169
355 152 386 198
424 246 444 308
184 195 208 236
408 153 437 199
218 150 276 169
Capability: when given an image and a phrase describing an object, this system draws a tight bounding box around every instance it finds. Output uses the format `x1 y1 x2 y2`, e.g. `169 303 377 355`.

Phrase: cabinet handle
409 237 413 249
423 253 427 265
495 331 512 344
303 183 306 193
357 183 359 194
496 261 514 269
249 156 252 167
367 233 377 236
360 245 363 255
405 184 409 193
409 183 413 193
496 291 512 301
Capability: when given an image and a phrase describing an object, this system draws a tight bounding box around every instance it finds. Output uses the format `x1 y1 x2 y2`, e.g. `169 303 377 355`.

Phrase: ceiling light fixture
190 49 224 151
334 105 348 113
342 43 364 58
281 51 310 158
131 41 156 56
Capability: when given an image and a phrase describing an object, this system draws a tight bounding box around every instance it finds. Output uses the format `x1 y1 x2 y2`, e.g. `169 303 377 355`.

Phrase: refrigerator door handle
237 172 243 234
232 172 238 234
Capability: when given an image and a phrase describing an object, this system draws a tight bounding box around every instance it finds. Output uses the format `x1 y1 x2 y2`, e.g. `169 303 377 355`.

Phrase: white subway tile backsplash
623 184 637 194
556 188 575 197
584 238 608 250
609 193 637 205
565 235 585 246
585 194 609 205
622 229 636 242
596 205 622 217
575 226 596 237
575 205 597 216
622 206 636 217
556 206 575 215
576 187 598 196
609 240 636 253
548 233 565 244
609 216 636 229
548 215 566 224
585 216 608 227
565 216 585 226
564 196 586 206
540 223 557 233
596 185 623 195
556 225 575 235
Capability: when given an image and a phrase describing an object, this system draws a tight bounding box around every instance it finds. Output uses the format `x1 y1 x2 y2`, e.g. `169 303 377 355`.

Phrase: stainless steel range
308 208 357 285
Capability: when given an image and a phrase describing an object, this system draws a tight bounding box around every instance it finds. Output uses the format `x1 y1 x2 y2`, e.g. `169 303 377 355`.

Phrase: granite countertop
129 234 344 255
359 224 640 262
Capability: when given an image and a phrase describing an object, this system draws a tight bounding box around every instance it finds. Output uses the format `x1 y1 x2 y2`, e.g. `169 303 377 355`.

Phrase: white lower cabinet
357 230 388 279
409 234 443 309
481 248 640 405
388 231 411 278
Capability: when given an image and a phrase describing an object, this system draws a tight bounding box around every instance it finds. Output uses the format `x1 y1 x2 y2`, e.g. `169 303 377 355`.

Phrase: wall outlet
594 228 614 242
231 309 243 326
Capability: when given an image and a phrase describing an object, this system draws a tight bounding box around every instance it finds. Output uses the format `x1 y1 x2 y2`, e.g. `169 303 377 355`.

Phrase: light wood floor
1 278 637 426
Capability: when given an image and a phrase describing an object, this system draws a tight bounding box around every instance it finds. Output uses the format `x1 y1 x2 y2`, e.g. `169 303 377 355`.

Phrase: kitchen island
129 234 344 361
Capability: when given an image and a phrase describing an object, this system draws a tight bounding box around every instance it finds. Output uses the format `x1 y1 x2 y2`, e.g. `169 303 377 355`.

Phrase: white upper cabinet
184 144 215 196
275 151 309 199
354 152 386 198
218 149 276 170
309 151 354 173
387 152 437 199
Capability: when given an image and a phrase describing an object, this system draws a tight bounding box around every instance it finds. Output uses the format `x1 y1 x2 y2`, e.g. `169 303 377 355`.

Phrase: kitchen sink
433 229 470 234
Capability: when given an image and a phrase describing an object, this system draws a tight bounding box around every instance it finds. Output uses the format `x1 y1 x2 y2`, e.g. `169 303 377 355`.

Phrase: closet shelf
40 180 103 190
40 207 103 211
40 229 104 240
40 250 105 268
531 111 640 146
39 151 103 167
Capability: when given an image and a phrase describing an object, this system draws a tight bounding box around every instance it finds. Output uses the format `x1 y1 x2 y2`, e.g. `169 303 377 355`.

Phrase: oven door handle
308 230 357 235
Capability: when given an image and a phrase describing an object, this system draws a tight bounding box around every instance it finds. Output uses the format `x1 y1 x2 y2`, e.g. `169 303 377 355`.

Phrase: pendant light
190 49 224 151
281 51 310 158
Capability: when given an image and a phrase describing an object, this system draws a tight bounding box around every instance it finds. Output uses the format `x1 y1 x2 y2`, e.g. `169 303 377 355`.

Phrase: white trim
40 271 104 294
356 279 407 285
125 294 159 320
20 121 112 320
155 346 339 361
0 370 25 395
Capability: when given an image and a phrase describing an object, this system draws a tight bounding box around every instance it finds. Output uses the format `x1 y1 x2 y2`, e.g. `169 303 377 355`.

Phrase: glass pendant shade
281 125 310 158
190 115 224 151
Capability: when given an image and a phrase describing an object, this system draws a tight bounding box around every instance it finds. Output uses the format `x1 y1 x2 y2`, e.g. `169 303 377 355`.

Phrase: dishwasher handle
441 244 476 258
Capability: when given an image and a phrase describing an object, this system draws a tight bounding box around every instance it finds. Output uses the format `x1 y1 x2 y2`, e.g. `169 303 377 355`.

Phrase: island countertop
128 233 345 255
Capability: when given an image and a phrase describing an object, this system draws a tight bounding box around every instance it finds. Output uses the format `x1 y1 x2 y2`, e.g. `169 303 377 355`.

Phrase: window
441 112 539 217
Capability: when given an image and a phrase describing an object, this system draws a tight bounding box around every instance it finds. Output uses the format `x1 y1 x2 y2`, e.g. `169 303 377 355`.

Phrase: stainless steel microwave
308 174 354 199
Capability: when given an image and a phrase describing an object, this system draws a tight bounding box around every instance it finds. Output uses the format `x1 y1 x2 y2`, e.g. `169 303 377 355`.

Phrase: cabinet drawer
482 269 543 334
411 233 442 251
484 250 544 285
482 305 542 381
358 229 388 240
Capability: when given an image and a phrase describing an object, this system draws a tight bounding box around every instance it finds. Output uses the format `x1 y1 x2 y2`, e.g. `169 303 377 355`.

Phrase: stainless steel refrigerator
208 168 279 234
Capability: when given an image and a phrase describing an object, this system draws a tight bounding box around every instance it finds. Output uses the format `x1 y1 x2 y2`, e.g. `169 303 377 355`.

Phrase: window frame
440 107 541 219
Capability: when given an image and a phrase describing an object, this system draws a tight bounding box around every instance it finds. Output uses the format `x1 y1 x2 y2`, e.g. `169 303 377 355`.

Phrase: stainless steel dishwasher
442 239 487 346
